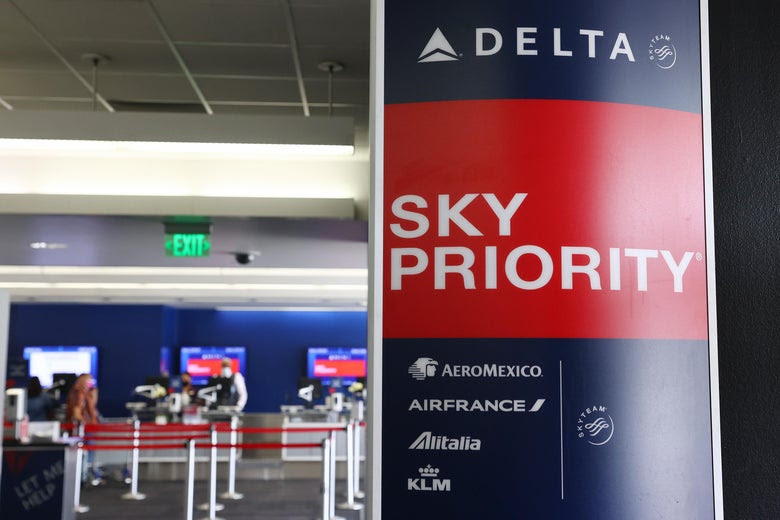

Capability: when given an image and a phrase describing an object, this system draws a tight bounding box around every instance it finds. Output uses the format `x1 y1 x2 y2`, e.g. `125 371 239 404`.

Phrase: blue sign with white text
0 448 68 518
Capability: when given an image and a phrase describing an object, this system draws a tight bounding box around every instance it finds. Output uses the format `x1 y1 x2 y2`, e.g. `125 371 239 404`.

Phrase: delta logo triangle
418 28 459 63
4 451 31 475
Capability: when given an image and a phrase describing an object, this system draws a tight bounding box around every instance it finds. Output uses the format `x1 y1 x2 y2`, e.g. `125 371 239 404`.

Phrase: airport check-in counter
280 404 366 462
122 379 243 463
108 404 243 463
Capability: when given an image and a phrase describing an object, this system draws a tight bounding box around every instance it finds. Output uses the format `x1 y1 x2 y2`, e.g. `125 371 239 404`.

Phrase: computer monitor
50 373 78 398
297 377 324 406
180 346 246 386
306 347 367 387
206 376 234 406
24 346 98 388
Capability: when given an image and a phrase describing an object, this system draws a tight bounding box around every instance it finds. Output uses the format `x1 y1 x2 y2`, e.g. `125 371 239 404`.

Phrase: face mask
221 367 232 377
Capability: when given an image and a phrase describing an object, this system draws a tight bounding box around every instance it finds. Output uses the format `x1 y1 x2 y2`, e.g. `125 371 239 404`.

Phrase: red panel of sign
384 99 706 340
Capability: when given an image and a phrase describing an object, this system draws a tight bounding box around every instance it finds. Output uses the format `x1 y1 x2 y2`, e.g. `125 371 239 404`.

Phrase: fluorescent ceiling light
0 282 367 291
0 139 353 157
29 241 68 250
0 266 367 278
0 265 368 306
0 111 354 158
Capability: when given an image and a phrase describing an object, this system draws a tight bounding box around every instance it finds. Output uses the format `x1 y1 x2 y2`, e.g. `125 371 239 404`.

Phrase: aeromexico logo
409 357 543 380
418 26 677 68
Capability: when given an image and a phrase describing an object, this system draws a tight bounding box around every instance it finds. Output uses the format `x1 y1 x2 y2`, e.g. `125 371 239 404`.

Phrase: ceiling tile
0 70 87 97
304 78 369 107
179 45 296 77
299 46 369 79
150 0 290 45
58 41 182 75
14 0 162 41
198 77 303 104
292 3 370 47
98 74 202 104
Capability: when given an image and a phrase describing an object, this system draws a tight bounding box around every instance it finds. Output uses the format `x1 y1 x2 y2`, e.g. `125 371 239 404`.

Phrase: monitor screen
180 346 246 386
306 347 367 386
206 376 234 406
23 346 98 388
297 377 324 404
51 373 78 397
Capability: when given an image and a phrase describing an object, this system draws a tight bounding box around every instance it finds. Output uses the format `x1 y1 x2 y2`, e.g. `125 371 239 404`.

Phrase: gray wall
710 3 780 518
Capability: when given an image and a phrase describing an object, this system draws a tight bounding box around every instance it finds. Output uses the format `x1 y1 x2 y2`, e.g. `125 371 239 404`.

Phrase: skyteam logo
418 28 459 62
648 34 677 69
577 404 615 446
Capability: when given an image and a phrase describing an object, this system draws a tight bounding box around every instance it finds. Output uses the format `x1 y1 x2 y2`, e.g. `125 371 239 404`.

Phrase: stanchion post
198 425 225 519
337 419 364 511
73 441 89 514
354 413 365 499
184 440 196 520
219 415 243 500
320 436 331 520
121 419 146 500
329 429 346 520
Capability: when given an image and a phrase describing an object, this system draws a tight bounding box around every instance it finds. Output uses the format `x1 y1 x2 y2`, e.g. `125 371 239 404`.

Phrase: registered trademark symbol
696 252 703 261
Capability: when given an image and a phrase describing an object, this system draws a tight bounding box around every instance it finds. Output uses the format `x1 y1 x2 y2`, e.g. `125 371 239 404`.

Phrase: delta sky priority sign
369 1 722 518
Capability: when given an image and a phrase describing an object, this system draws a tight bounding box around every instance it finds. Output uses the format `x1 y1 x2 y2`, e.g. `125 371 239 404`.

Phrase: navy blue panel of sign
1 448 67 518
382 338 714 519
385 0 702 112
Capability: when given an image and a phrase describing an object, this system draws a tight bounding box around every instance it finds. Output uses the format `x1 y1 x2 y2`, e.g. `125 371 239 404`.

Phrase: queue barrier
81 421 353 496
64 420 362 519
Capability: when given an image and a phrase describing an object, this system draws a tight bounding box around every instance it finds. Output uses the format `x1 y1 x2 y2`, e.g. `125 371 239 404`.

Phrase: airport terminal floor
79 478 361 520
1 420 367 520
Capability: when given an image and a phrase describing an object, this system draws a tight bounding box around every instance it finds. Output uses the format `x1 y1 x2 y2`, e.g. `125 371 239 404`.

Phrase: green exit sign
165 233 211 257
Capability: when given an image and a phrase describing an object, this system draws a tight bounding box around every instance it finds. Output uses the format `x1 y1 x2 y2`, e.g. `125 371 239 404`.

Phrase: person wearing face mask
220 358 247 411
66 373 99 425
180 372 195 406
66 373 103 484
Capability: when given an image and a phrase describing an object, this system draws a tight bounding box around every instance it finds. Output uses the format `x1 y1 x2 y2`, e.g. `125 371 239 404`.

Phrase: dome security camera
234 252 254 265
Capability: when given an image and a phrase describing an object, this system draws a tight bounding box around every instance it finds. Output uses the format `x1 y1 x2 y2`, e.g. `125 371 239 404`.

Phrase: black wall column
710 3 780 518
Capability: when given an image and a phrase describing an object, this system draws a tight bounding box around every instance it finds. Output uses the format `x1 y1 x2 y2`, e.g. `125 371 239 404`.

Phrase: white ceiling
0 0 370 119
0 0 372 307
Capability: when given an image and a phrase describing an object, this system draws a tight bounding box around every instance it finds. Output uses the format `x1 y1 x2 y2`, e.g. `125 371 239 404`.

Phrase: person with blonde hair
65 374 99 425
